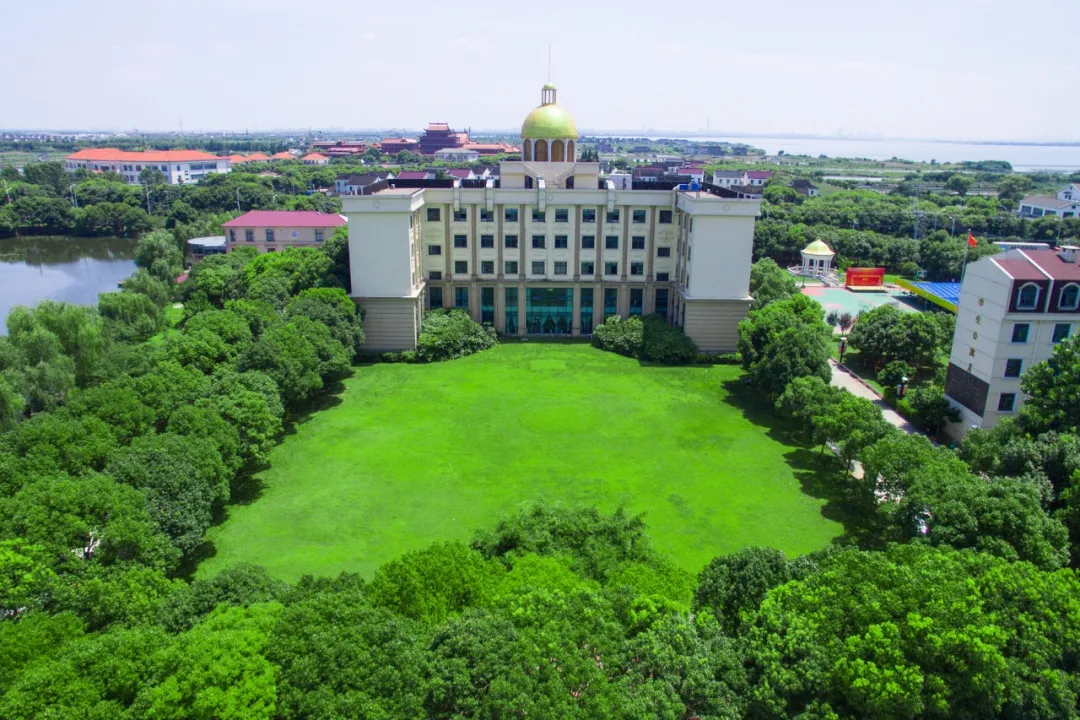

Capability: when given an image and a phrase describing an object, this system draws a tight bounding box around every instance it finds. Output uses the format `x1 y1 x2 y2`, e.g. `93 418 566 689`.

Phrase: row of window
228 229 325 242
427 263 648 278
426 207 673 225
429 236 670 253
1016 282 1080 311
429 261 661 277
428 286 669 322
1010 322 1071 343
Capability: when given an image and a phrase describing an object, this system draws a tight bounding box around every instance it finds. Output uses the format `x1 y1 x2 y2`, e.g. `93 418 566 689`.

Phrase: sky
5 0 1079 141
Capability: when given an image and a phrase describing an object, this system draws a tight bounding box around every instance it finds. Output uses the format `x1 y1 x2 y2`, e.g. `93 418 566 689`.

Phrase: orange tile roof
302 153 329 161
271 151 296 160
247 152 271 160
66 148 222 162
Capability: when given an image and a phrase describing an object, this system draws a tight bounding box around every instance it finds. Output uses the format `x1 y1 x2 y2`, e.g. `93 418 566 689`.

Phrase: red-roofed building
944 245 1080 439
445 168 475 181
247 152 271 161
392 171 434 180
462 142 520 156
419 123 468 155
379 138 420 155
65 148 230 185
302 153 330 166
271 151 297 160
222 211 347 254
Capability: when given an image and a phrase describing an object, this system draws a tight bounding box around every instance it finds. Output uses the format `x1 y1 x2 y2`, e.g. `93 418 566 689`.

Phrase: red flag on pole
967 230 978 248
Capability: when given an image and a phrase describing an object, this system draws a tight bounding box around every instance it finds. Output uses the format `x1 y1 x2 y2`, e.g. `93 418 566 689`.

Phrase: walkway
829 359 920 434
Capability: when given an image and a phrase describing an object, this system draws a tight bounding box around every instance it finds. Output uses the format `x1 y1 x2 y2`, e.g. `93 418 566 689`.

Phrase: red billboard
846 267 885 288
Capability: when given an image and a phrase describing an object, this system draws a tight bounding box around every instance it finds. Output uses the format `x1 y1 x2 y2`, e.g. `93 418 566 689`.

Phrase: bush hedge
592 314 698 364
592 316 643 357
416 309 497 362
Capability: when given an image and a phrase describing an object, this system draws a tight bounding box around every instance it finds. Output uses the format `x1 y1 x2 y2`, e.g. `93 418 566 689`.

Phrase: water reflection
0 236 137 333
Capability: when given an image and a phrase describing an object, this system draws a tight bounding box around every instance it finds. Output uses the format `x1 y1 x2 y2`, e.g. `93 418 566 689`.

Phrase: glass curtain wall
580 288 594 334
603 288 618 319
655 288 668 319
481 287 495 324
526 287 573 334
505 288 518 334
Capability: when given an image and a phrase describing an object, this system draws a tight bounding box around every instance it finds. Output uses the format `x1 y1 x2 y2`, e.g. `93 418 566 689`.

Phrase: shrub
379 350 418 364
640 315 697 364
416 309 496 362
592 315 644 357
712 352 742 365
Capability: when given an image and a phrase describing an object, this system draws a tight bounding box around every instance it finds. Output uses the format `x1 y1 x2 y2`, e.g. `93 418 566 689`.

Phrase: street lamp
838 337 847 364
897 375 909 399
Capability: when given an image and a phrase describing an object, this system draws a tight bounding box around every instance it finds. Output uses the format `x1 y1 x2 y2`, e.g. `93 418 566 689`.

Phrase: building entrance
526 287 573 334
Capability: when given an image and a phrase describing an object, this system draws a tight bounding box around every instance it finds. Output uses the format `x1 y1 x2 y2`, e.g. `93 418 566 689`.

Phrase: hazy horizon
7 0 1079 143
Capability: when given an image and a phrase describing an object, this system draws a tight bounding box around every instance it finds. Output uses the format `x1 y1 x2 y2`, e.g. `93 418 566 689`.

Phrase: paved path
829 359 921 434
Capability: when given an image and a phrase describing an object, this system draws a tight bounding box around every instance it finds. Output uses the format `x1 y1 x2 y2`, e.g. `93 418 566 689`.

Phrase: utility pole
145 185 152 214
69 184 78 209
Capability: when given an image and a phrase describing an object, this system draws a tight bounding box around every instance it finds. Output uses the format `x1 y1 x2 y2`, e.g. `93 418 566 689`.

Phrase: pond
0 236 137 333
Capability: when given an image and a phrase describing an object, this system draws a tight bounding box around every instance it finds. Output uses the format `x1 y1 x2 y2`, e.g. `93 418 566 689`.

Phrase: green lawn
199 343 846 581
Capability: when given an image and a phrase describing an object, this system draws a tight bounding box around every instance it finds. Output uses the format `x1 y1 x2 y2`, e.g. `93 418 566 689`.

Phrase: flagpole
960 228 972 284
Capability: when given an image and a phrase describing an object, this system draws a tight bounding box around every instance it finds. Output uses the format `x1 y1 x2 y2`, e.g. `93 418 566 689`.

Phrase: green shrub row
592 314 698 364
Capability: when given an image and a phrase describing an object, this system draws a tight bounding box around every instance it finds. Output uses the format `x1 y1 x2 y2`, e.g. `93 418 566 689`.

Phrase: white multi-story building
943 246 1080 440
340 83 762 352
1018 184 1080 218
64 149 230 185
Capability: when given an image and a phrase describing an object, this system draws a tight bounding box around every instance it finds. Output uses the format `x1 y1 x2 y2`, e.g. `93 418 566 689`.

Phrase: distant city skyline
7 0 1079 142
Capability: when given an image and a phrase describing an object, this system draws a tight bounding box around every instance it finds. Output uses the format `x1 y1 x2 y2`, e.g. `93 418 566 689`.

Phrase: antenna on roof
547 44 551 82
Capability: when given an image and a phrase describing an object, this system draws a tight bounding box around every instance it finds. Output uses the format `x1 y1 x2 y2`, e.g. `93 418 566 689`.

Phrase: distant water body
619 135 1080 172
0 236 137 333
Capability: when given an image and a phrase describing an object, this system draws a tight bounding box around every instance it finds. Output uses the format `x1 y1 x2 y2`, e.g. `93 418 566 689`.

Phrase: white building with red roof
65 148 230 185
944 246 1080 439
302 153 330 166
222 210 346 253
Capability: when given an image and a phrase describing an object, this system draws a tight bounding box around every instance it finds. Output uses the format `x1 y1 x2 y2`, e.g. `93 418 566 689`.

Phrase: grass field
199 343 847 581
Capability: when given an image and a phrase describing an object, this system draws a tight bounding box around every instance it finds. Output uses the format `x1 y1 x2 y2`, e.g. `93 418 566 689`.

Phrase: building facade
340 84 761 353
65 149 230 185
943 246 1080 440
1018 184 1080 218
223 210 346 253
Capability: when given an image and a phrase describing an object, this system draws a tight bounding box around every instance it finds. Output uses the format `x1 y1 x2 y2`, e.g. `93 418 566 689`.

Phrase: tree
134 229 184 283
902 383 960 435
106 433 228 556
137 167 167 188
286 287 364 355
269 589 427 719
997 174 1033 209
322 225 351 291
877 359 914 395
694 547 805 635
157 563 288 633
121 269 172 307
744 543 1080 719
369 541 504 624
884 467 1069 569
1018 332 1080 434
97 291 164 342
738 295 832 396
748 258 799 310
166 328 238 374
0 472 180 571
944 173 974 196
238 320 323 405
130 603 282 720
